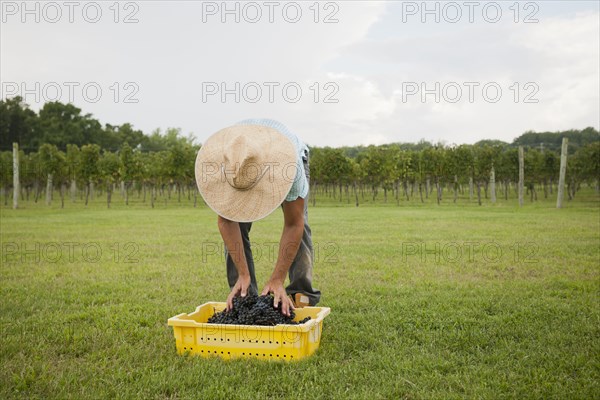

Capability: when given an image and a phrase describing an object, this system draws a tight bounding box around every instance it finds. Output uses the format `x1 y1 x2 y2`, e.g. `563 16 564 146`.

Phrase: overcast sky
1 1 599 147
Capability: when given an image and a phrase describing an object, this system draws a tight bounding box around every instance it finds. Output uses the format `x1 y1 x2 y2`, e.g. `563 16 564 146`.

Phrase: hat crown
223 134 264 190
195 123 297 222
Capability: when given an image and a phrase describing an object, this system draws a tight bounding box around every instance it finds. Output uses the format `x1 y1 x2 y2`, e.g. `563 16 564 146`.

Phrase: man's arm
261 197 305 316
218 216 251 310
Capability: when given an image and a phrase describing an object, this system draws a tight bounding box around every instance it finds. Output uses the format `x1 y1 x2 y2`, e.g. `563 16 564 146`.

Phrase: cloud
1 2 597 147
312 9 600 145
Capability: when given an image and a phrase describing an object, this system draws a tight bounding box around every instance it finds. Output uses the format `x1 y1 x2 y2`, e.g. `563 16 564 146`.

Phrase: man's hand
219 215 252 311
261 280 294 316
259 198 304 317
226 274 251 311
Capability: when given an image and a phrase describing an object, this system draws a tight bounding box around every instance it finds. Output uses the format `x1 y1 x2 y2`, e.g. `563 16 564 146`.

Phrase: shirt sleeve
284 156 309 202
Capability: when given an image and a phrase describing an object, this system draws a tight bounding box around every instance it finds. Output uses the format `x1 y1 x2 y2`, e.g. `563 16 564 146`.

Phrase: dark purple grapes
207 294 312 326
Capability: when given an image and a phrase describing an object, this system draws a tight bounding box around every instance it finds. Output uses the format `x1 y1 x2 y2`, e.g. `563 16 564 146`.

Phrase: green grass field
1 189 599 399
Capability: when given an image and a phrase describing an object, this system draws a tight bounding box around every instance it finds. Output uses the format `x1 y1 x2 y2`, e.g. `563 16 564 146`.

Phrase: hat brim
195 125 296 223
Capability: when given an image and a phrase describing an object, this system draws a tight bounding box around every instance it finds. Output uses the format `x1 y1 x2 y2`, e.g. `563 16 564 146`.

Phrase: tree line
309 141 598 206
0 140 199 208
1 97 598 208
0 97 196 152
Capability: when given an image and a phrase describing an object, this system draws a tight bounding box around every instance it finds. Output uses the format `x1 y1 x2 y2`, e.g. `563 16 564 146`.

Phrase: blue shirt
236 119 309 202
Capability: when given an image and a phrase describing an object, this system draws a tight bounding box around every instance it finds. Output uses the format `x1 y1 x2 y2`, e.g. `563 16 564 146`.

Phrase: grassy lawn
1 190 599 399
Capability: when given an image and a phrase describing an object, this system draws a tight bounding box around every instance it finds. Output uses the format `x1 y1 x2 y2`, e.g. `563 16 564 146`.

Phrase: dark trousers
225 155 321 306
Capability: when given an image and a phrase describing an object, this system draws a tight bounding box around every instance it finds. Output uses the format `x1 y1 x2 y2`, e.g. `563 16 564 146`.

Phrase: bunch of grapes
207 295 312 326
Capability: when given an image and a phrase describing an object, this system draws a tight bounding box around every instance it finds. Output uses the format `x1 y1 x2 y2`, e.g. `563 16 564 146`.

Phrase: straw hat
195 124 297 222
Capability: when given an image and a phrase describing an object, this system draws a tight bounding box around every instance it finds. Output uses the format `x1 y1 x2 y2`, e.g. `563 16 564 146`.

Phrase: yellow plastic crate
168 302 330 361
